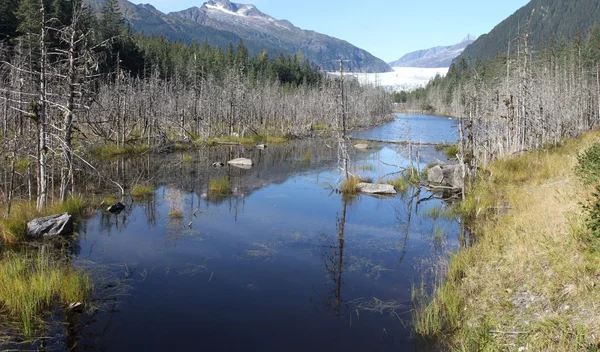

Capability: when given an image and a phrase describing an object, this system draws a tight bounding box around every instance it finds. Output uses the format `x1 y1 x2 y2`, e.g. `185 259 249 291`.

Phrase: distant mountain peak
462 34 478 42
202 0 264 18
388 36 476 68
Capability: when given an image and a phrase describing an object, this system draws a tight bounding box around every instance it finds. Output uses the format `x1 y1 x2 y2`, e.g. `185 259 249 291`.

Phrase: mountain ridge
456 0 600 64
85 0 392 72
388 36 476 68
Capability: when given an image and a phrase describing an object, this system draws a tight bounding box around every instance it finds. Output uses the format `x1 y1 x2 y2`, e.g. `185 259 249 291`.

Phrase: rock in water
356 183 397 195
228 158 253 169
427 165 444 184
427 164 464 189
354 143 370 150
212 162 225 167
107 202 125 214
27 213 74 239
255 144 267 150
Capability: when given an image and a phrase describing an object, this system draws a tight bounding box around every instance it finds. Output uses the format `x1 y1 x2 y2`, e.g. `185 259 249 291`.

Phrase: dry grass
414 131 600 351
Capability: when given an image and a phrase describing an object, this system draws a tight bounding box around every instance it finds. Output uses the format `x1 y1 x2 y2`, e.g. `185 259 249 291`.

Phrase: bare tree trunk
37 0 48 212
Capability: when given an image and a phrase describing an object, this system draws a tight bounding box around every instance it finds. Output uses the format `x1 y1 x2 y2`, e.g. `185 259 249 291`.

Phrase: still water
70 114 459 351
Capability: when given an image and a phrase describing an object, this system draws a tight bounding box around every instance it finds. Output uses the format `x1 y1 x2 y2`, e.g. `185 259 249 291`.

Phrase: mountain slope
457 0 600 64
388 35 476 68
85 0 391 72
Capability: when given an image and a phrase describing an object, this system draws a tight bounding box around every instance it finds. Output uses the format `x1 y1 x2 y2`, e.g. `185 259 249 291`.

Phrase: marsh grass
340 176 365 195
181 154 193 164
0 197 88 243
0 251 92 337
209 177 231 194
386 167 420 192
91 144 149 159
130 184 154 198
435 143 459 159
414 131 600 350
302 151 311 163
166 189 184 219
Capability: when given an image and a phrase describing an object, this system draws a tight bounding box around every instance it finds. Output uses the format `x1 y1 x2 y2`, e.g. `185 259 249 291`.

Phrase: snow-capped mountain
85 0 391 72
388 35 477 68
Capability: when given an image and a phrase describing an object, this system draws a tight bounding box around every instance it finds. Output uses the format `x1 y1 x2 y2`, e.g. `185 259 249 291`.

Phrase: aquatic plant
0 251 92 337
208 177 231 194
131 184 154 198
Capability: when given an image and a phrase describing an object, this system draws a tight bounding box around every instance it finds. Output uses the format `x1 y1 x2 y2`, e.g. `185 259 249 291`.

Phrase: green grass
386 176 409 193
169 210 184 219
359 164 375 171
181 154 193 164
209 177 231 195
0 250 92 337
91 144 149 159
341 176 362 195
130 184 154 198
0 197 89 243
435 143 459 159
302 152 312 163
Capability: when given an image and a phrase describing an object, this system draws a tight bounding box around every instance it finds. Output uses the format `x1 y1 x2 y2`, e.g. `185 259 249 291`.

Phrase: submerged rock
107 202 125 214
356 182 397 195
354 143 370 150
228 158 253 169
27 213 74 239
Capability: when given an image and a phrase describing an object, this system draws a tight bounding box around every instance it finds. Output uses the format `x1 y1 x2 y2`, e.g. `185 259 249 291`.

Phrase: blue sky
137 0 530 62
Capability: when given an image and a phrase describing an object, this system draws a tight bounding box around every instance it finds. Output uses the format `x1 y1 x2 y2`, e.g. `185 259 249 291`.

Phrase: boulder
427 165 444 184
356 182 397 195
255 144 267 150
26 213 74 239
427 163 464 189
228 158 253 169
354 143 370 150
107 202 125 214
442 164 464 189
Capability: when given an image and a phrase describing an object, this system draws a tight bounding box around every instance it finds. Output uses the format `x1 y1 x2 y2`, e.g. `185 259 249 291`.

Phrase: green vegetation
0 197 88 243
458 0 600 64
435 143 459 160
302 152 312 163
181 154 193 164
386 176 409 193
91 144 150 160
413 131 600 350
0 251 92 337
340 176 363 195
130 184 154 198
209 177 231 195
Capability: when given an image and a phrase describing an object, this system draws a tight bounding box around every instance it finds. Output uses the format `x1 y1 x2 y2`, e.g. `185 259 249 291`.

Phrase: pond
12 114 462 351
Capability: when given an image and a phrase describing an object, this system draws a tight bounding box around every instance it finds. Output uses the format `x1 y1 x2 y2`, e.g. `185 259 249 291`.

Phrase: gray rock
427 163 464 189
26 213 74 239
356 182 397 195
427 165 444 184
228 158 253 168
255 144 267 150
212 162 225 167
354 143 370 150
442 164 464 189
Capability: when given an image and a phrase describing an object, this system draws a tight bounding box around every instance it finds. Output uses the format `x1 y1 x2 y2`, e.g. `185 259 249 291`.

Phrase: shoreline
413 130 600 350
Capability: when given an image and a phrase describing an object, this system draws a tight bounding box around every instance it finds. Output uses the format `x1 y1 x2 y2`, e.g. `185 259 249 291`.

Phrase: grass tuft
0 250 92 337
130 184 154 198
209 177 231 194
